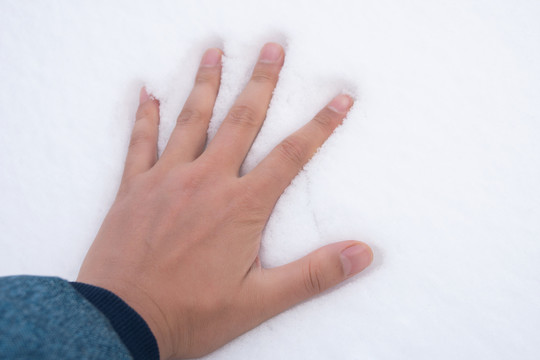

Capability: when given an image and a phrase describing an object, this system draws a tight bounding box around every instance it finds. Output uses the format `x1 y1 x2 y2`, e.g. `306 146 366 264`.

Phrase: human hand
77 42 373 359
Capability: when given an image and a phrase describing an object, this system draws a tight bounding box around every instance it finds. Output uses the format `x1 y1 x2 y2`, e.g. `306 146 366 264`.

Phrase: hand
77 42 373 359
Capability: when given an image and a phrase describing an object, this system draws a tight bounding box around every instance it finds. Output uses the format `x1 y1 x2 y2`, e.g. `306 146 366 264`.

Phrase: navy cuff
70 282 160 360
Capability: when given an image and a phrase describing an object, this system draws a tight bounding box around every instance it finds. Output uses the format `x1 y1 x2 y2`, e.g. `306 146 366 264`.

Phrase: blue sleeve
0 276 159 360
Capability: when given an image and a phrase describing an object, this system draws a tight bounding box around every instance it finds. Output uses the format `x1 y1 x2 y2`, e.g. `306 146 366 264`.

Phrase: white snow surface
1 0 539 359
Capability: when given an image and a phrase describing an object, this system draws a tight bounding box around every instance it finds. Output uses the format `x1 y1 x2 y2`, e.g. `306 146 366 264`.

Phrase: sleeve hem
70 282 160 360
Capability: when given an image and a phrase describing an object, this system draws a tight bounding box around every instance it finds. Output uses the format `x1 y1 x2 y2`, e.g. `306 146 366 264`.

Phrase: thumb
253 241 373 321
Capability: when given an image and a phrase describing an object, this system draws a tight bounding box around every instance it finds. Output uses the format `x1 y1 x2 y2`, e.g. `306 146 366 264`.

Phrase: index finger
242 94 353 208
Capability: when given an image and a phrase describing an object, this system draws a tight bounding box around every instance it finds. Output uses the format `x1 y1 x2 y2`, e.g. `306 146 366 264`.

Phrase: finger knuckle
313 108 338 131
177 170 205 197
277 136 307 166
195 67 219 84
303 258 325 295
233 185 268 220
177 108 205 126
251 66 279 84
226 104 258 128
129 128 153 148
174 160 217 198
119 172 154 197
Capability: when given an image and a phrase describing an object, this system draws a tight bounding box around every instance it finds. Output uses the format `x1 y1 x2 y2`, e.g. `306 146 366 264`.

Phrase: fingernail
340 243 373 277
259 43 283 64
139 87 150 104
328 94 353 113
201 48 222 67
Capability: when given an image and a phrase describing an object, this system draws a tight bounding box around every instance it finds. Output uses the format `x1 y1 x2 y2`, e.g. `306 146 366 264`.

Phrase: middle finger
204 42 285 174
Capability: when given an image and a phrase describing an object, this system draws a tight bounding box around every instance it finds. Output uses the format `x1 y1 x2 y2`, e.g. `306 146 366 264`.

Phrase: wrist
71 281 164 360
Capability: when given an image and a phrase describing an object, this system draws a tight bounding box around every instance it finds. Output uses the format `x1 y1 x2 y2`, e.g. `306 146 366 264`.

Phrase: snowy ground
1 0 539 359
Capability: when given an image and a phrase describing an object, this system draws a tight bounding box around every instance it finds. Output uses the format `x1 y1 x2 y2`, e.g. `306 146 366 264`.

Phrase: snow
1 0 539 358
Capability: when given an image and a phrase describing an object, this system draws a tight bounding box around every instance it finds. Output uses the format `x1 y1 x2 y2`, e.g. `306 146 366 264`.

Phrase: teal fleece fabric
0 276 132 360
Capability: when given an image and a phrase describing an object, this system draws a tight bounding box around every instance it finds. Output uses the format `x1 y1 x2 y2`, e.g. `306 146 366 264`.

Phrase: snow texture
1 0 539 359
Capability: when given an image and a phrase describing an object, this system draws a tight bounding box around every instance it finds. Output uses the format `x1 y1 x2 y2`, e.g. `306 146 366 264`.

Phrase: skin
77 43 373 359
